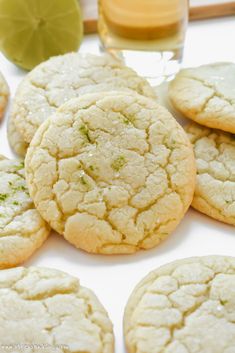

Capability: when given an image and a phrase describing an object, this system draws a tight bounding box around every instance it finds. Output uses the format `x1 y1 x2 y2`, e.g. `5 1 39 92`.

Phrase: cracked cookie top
169 63 235 133
186 122 235 226
0 157 50 268
0 70 9 121
11 52 156 145
0 266 114 353
25 91 195 254
124 256 235 353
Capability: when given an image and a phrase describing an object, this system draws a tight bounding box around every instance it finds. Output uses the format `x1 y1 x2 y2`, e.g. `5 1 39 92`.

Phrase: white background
0 16 235 352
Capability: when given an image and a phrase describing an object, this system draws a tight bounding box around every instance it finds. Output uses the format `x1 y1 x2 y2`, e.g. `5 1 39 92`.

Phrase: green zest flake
89 165 94 171
13 201 19 206
79 125 91 142
80 176 87 185
221 299 228 305
13 161 24 171
0 193 8 202
111 156 126 172
8 181 27 192
80 175 91 188
18 185 27 191
123 117 130 125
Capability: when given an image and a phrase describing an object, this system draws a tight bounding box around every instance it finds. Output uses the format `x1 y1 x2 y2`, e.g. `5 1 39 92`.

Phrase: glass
98 0 188 85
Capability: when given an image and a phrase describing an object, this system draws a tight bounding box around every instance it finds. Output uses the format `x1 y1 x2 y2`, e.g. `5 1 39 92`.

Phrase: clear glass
98 0 188 85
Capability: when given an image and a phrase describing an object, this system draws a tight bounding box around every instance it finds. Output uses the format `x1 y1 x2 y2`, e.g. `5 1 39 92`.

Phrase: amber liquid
98 0 188 82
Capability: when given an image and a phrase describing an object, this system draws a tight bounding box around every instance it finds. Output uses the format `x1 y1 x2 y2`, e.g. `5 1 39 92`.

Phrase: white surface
0 17 235 352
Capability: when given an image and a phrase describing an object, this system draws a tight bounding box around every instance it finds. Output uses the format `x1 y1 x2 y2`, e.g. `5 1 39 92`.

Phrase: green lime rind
0 0 83 70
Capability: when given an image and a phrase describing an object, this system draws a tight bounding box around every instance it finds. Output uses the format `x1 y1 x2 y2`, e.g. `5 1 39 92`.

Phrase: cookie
124 255 235 353
0 266 114 352
8 80 29 156
0 157 50 268
169 62 235 133
11 52 156 145
186 122 235 226
7 115 28 157
25 91 195 254
0 70 9 121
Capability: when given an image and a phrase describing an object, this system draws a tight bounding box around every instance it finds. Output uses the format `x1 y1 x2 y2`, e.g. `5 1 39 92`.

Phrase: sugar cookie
186 122 235 225
124 256 235 353
169 63 235 133
0 157 50 268
0 266 114 352
0 70 9 121
12 52 156 144
25 91 195 254
7 116 28 157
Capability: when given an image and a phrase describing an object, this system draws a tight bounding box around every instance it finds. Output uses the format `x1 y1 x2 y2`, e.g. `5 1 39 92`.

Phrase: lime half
0 0 83 70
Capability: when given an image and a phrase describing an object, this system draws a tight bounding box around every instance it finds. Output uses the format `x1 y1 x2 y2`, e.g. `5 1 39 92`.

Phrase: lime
0 0 83 70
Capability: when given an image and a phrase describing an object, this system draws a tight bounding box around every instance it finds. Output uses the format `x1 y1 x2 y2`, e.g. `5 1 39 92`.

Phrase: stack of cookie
0 52 196 266
8 53 156 156
0 53 195 352
169 63 235 226
0 54 235 353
